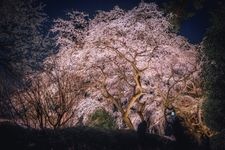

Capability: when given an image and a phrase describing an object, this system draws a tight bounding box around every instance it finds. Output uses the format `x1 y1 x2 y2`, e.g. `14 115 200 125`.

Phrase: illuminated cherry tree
49 3 202 133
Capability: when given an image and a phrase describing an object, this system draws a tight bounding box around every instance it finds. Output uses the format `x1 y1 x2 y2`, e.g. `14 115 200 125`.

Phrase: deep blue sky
40 0 211 44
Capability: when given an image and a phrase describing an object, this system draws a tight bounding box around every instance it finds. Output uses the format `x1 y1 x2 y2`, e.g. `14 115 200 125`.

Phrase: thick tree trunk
122 113 134 129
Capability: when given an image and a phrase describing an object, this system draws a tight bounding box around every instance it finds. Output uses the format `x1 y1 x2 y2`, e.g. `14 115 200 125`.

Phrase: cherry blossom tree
50 2 203 134
10 62 91 129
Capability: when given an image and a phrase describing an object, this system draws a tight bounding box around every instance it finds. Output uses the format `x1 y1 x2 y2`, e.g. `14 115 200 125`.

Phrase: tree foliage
202 2 225 132
162 0 205 33
88 109 117 129
0 0 54 103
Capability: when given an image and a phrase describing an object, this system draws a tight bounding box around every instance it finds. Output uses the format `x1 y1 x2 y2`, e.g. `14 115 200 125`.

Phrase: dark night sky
40 0 211 44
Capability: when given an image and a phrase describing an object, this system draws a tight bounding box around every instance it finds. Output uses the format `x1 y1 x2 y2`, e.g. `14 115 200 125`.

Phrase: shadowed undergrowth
0 121 175 150
0 121 211 150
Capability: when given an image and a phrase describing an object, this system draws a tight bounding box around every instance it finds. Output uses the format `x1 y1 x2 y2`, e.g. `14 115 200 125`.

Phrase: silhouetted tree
137 120 148 138
202 1 225 132
137 120 148 150
201 3 225 150
0 0 54 117
164 106 176 139
161 0 206 33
